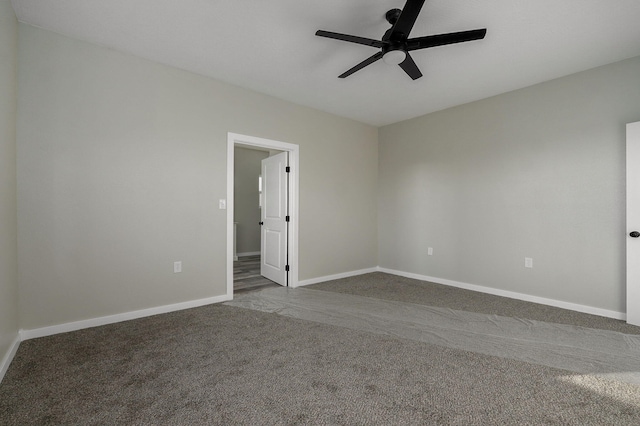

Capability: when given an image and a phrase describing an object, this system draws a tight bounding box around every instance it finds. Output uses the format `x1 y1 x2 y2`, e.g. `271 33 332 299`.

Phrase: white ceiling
11 0 640 127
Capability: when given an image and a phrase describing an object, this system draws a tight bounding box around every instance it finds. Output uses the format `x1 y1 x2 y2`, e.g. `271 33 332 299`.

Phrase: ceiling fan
315 0 487 80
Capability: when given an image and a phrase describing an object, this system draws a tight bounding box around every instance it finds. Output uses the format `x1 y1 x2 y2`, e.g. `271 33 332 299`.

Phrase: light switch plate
219 199 226 210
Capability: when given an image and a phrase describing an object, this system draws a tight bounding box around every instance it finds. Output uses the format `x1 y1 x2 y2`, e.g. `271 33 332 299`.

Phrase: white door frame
226 133 299 299
627 121 640 326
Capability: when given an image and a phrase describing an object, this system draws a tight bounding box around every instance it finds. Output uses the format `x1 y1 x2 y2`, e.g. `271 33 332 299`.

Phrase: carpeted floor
1 273 640 424
308 272 640 335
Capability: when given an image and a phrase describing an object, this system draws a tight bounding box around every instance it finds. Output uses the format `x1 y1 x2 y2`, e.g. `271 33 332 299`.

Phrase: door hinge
285 215 290 222
285 265 290 272
286 166 290 173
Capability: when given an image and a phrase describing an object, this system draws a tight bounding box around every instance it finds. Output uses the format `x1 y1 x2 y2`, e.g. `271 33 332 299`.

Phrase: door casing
226 133 299 298
627 121 640 326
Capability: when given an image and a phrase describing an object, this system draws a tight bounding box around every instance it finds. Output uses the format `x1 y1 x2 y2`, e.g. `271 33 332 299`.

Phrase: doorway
233 146 275 292
226 133 299 299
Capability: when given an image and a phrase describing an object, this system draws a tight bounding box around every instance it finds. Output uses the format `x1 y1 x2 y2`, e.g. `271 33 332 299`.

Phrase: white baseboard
378 267 626 320
9 265 626 358
20 294 232 341
237 251 260 257
0 335 20 384
296 267 378 287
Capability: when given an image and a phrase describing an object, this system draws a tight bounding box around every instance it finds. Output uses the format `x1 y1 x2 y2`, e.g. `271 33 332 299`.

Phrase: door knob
259 221 264 226
631 231 640 238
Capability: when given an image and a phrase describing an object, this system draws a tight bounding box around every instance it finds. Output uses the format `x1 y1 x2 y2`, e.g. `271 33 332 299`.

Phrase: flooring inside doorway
233 255 279 293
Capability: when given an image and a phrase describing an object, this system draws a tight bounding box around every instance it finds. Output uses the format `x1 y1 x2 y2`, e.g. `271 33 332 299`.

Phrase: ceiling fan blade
316 30 384 48
398 53 423 80
385 0 426 41
406 28 487 51
338 51 384 78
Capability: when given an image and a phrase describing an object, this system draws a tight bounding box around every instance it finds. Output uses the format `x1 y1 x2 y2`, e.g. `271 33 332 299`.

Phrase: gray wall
234 147 268 254
379 56 640 313
0 0 19 369
17 24 379 330
12 14 638 334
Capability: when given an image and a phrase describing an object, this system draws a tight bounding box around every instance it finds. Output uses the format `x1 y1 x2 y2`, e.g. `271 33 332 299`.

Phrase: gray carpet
226 287 640 386
309 272 640 335
1 273 640 424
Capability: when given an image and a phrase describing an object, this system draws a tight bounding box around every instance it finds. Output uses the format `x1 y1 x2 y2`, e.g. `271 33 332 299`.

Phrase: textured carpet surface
2 273 640 424
309 272 640 335
226 287 640 385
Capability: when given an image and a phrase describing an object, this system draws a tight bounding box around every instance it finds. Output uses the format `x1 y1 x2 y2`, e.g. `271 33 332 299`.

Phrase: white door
260 152 288 286
627 121 640 326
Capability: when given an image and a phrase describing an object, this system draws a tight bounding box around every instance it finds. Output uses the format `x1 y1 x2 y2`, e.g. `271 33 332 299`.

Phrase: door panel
264 229 281 269
261 152 288 286
627 121 640 326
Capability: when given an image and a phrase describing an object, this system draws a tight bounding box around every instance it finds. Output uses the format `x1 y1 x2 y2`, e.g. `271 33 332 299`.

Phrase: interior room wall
0 0 20 374
234 147 268 255
17 24 378 330
378 55 640 314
